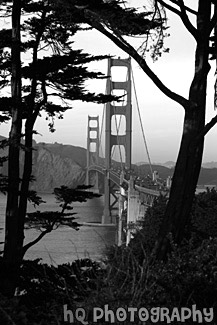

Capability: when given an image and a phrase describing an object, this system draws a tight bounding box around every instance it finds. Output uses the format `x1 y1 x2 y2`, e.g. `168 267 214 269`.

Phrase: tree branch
157 0 198 40
157 0 197 16
196 114 217 141
29 7 47 111
23 212 72 256
208 4 217 35
22 228 51 256
157 0 181 16
168 0 197 15
0 305 16 325
177 0 198 40
85 14 189 109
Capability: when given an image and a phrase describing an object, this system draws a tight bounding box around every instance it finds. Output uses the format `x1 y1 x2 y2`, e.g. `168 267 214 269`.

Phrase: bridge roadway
88 164 160 207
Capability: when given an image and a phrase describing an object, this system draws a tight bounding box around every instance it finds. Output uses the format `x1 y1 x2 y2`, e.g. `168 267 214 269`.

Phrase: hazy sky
1 1 217 164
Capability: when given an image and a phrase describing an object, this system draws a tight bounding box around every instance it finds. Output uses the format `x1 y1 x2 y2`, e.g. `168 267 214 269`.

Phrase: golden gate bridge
85 57 170 245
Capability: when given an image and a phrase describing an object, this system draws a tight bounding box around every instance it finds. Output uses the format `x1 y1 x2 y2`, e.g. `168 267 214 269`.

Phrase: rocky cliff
0 141 87 193
31 143 86 192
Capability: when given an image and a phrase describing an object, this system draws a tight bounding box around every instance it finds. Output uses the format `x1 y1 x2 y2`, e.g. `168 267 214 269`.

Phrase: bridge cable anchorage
111 68 129 172
131 68 153 176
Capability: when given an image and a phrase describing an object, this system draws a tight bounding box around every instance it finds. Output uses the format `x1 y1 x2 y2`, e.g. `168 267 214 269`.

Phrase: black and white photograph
0 0 216 324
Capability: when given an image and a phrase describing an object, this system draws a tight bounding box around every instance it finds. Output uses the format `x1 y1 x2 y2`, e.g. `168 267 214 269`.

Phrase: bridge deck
88 164 161 197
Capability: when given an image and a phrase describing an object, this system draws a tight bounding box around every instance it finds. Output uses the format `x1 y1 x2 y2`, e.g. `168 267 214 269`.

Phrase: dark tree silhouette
23 185 101 256
0 0 114 296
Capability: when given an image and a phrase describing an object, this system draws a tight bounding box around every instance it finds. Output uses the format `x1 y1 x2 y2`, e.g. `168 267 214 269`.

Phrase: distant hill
0 140 87 193
38 142 87 168
141 160 217 170
136 164 217 186
158 161 176 169
0 136 217 191
136 161 175 169
202 161 217 169
134 164 173 179
31 142 87 192
198 167 217 185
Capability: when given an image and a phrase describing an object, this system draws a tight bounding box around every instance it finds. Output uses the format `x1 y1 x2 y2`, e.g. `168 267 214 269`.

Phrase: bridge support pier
103 57 132 224
117 172 127 246
126 176 140 245
102 173 110 223
86 116 99 190
102 175 119 224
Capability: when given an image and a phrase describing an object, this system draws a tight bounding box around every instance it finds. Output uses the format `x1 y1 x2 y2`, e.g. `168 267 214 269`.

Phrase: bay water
0 193 116 265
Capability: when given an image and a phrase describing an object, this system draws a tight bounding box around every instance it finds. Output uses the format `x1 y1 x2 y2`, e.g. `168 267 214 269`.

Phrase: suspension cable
131 67 153 176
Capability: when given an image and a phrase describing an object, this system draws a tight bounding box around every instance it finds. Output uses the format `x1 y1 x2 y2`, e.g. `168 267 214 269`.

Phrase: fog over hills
0 137 217 192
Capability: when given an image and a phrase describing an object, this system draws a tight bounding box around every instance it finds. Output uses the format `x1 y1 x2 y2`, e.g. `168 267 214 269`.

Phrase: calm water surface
0 193 116 265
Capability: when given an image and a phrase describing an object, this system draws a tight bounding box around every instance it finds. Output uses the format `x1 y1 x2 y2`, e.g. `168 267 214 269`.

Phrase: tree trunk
154 109 205 259
18 120 33 257
1 5 46 296
17 8 46 257
154 0 211 260
1 0 22 297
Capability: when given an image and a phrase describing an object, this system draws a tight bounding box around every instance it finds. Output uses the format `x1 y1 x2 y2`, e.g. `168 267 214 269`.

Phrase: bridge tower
103 57 132 223
86 116 99 190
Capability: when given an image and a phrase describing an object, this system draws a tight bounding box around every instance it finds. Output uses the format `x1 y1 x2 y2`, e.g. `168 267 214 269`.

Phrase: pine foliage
0 0 115 127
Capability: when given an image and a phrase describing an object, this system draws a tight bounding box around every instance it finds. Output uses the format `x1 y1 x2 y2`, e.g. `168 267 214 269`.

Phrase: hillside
0 137 217 191
31 142 86 192
198 167 217 185
135 163 217 186
0 141 87 193
134 164 173 179
39 142 87 168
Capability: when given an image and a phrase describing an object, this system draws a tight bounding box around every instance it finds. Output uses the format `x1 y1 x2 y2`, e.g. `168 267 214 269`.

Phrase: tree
0 0 115 296
1 0 23 298
52 0 217 259
23 185 100 256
